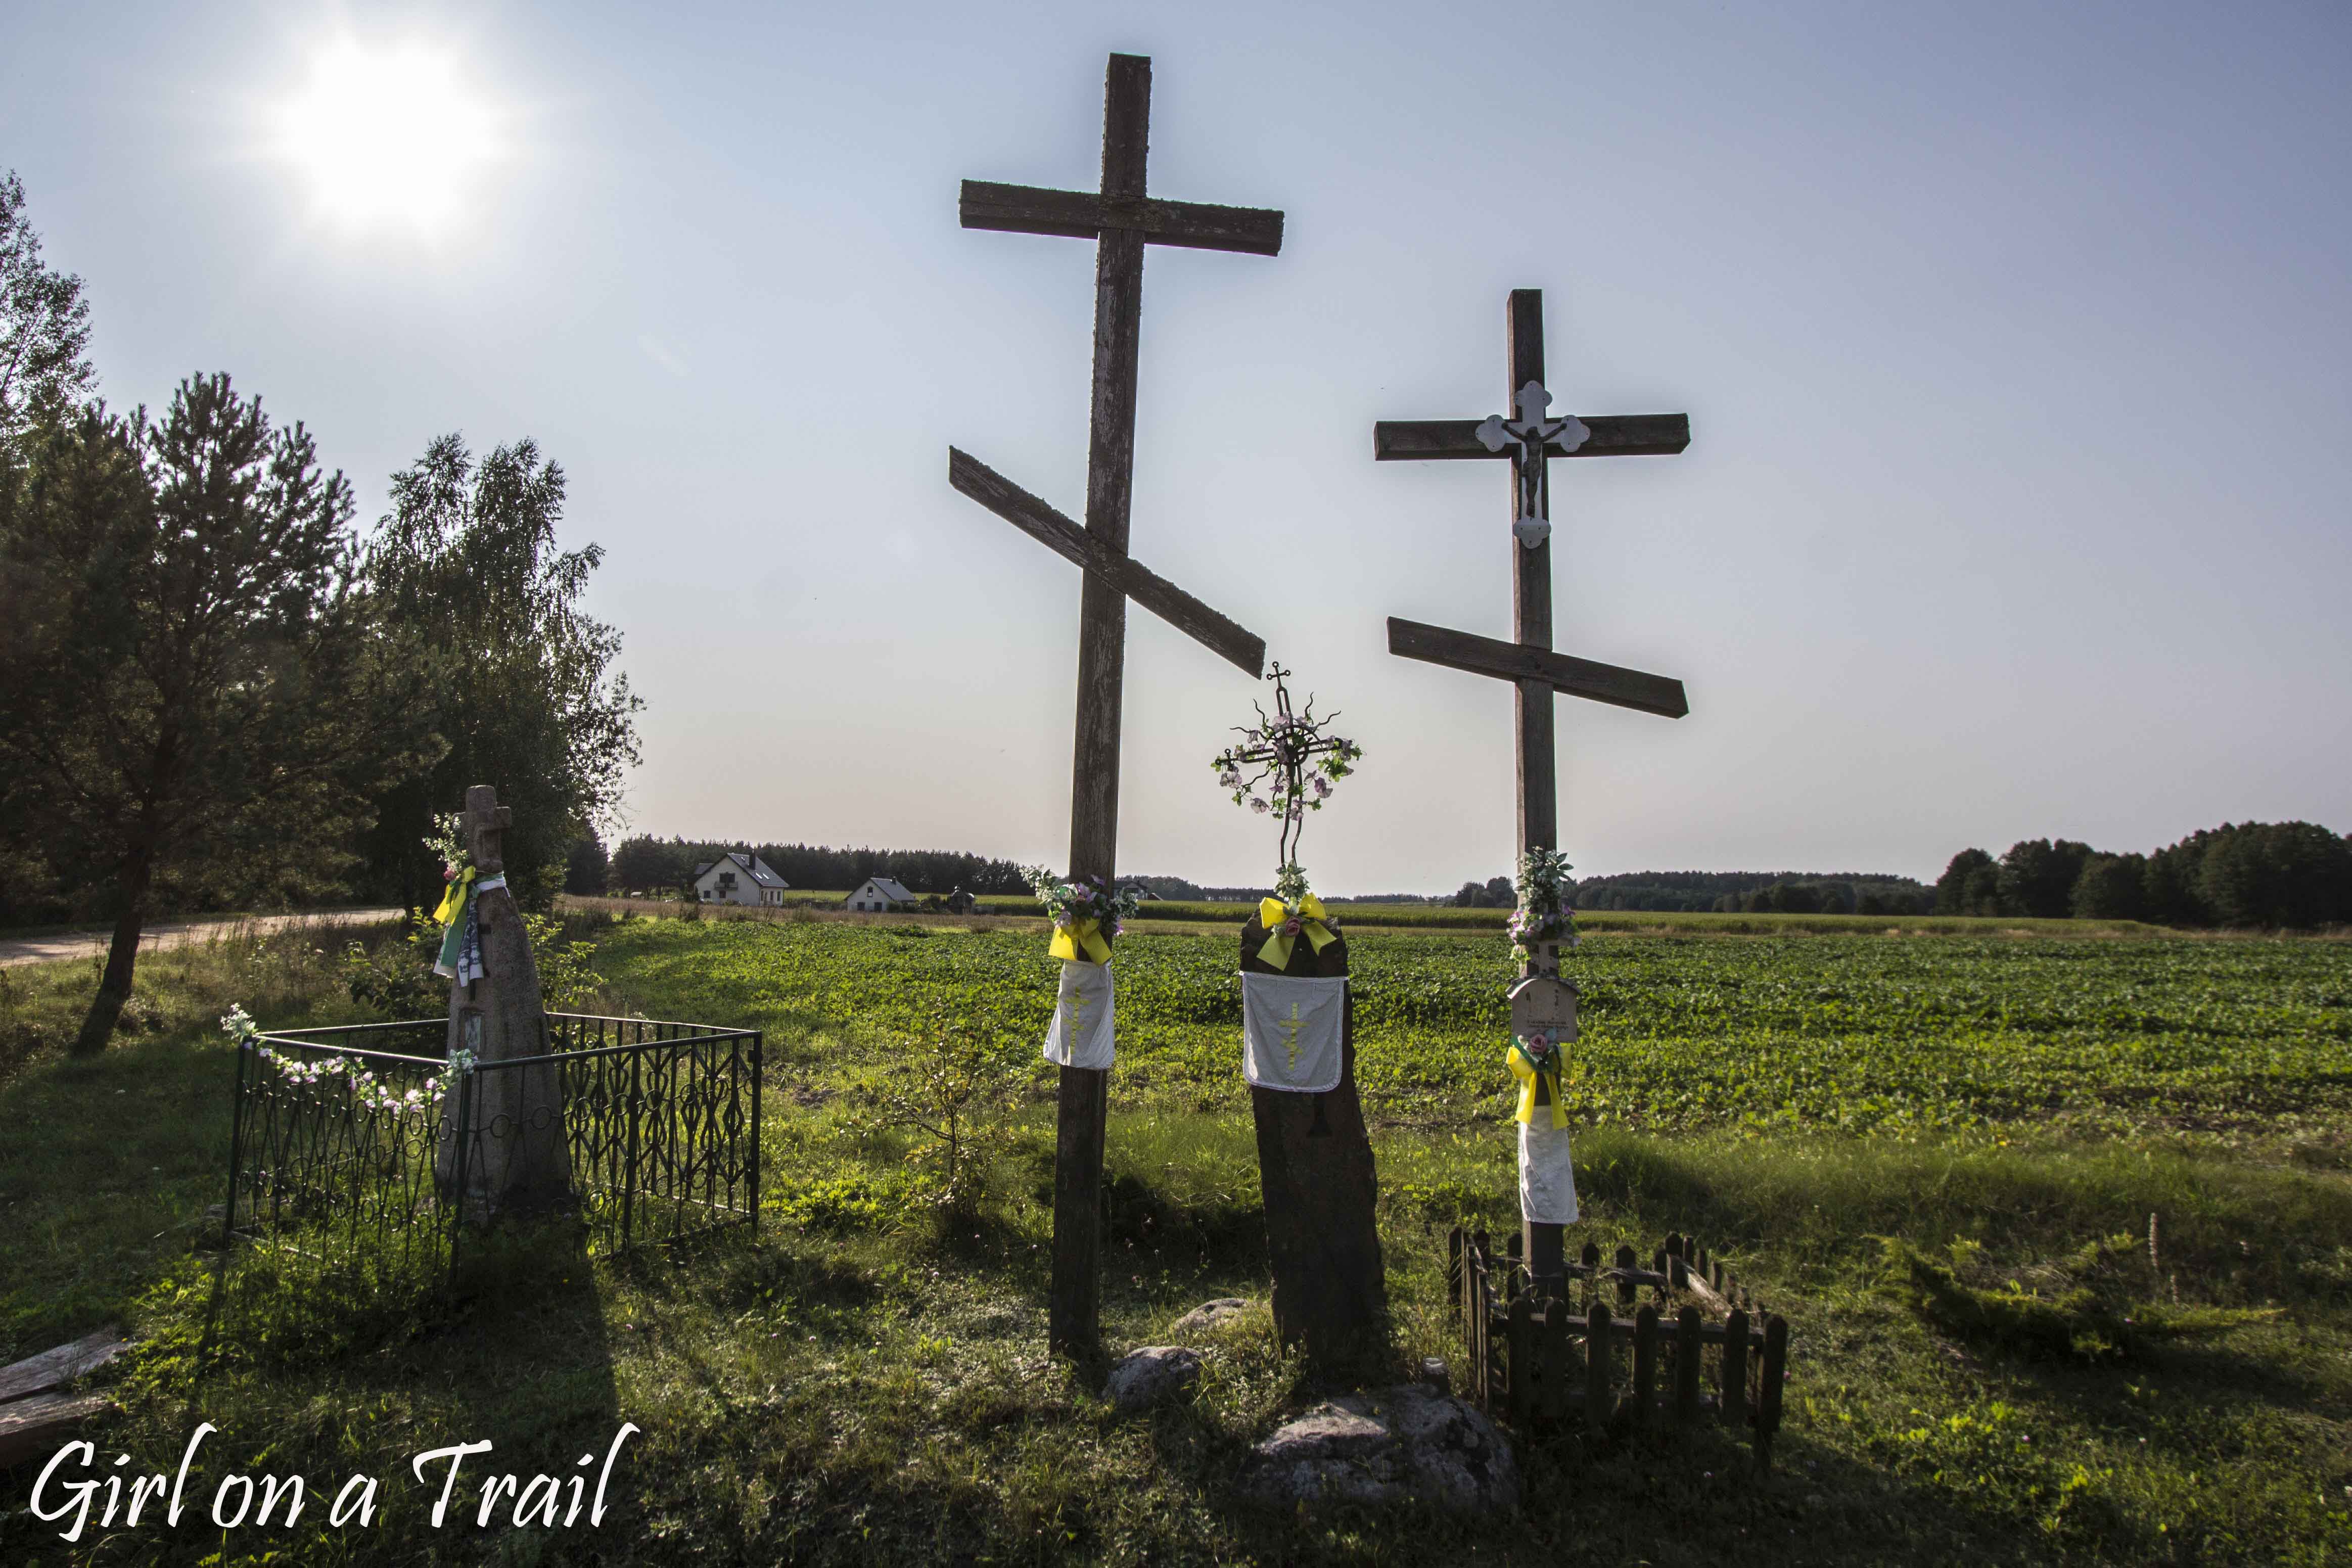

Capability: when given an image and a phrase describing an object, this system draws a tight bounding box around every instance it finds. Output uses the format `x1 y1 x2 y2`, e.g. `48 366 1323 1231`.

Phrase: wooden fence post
1509 1295 1535 1426
1631 1304 1658 1429
1615 1243 1637 1310
1723 1307 1750 1430
1674 1306 1702 1424
1540 1298 1570 1424
1585 1301 1613 1431
1757 1314 1789 1469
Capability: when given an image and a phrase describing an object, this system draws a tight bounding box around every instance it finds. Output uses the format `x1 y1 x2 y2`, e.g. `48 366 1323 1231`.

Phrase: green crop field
5 916 2349 1566
594 918 2352 1142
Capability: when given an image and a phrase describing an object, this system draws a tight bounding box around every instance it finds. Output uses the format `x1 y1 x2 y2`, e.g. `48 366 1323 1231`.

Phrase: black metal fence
220 1013 761 1301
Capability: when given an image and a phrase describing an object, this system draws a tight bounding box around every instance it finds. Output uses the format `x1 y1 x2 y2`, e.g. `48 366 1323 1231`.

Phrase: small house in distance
695 852 790 906
847 877 918 912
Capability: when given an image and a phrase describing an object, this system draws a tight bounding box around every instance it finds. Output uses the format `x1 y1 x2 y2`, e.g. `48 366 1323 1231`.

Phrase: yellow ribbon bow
1048 917 1113 966
431 866 477 930
1255 895 1338 970
1507 1036 1570 1129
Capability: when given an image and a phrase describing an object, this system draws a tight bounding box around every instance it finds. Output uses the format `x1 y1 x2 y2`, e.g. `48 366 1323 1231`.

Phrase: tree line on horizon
584 829 2351 932
1935 822 2350 929
0 174 640 1052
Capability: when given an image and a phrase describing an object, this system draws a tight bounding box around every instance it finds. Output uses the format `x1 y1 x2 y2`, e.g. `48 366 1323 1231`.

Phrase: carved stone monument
435 784 573 1220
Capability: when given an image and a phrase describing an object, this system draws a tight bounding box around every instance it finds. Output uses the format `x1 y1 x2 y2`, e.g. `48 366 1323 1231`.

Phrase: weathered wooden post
1215 667 1384 1364
1373 289 1692 1295
947 53 1283 1357
434 785 572 1220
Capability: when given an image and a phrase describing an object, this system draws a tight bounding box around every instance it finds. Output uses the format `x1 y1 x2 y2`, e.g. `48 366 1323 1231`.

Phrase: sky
4 0 2347 893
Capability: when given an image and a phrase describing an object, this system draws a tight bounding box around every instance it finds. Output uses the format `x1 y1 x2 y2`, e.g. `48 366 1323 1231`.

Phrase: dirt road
0 909 402 968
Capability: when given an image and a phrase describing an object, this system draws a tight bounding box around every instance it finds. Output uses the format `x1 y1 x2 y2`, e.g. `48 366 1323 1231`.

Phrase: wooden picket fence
1446 1227 1791 1466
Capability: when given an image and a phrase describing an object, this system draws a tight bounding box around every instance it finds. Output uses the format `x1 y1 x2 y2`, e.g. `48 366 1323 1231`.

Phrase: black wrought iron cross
1216 664 1353 874
1375 288 1691 888
947 52 1281 1358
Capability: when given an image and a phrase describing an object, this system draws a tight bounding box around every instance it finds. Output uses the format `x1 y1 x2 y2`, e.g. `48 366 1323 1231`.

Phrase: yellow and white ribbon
1507 1034 1570 1129
1254 895 1338 970
1047 917 1113 965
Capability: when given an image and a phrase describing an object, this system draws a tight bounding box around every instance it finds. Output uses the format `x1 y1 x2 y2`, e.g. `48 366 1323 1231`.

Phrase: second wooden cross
948 53 1281 1357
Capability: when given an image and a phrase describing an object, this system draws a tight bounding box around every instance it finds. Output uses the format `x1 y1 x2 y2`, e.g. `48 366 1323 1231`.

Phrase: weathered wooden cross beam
1375 288 1690 1290
949 53 1280 1358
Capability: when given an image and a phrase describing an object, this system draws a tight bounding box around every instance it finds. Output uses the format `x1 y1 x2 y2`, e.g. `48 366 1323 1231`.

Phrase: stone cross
463 790 512 872
435 783 572 1220
1374 288 1693 1290
949 52 1281 1357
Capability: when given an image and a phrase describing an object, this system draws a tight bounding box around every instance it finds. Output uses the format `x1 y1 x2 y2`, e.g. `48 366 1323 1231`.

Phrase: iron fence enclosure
220 1013 761 1306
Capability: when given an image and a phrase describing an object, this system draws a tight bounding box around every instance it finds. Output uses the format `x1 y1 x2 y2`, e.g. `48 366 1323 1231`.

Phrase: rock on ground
1103 1346 1203 1413
1239 1385 1518 1512
1171 1298 1252 1335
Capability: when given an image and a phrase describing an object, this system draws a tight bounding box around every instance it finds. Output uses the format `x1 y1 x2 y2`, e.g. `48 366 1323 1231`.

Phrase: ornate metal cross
1215 664 1354 876
947 52 1281 1357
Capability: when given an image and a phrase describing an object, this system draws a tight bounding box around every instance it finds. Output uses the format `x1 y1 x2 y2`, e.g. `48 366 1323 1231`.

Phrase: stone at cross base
1238 914 1386 1368
434 784 574 1220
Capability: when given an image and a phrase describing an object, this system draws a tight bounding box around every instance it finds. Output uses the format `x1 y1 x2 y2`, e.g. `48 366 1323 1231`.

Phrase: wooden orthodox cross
948 53 1280 1356
1375 289 1690 1289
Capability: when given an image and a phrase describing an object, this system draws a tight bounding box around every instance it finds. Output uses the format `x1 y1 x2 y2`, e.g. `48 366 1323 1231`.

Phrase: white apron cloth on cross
1518 1118 1580 1224
1041 959 1116 1070
1240 972 1347 1093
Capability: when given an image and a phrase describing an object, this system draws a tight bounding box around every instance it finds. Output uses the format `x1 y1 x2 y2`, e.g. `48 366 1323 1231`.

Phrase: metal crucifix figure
1478 381 1591 549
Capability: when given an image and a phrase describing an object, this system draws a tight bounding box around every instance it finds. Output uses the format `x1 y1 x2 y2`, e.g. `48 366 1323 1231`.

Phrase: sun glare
275 40 506 234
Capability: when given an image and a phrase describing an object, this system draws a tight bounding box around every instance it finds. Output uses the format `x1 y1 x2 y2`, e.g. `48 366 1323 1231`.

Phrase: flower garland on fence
1210 665 1363 965
221 1003 468 1115
1508 847 1579 964
1020 867 1141 964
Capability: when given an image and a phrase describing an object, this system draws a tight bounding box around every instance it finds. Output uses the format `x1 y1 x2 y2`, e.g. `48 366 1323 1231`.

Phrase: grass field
1 916 2347 1565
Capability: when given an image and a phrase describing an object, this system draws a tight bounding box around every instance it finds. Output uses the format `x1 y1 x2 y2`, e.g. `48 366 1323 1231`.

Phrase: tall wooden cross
948 53 1281 1356
1374 288 1691 1287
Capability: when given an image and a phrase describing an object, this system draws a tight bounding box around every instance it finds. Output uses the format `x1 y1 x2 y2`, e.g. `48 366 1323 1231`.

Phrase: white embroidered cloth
1041 959 1115 1069
1240 972 1347 1093
1518 1117 1580 1224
